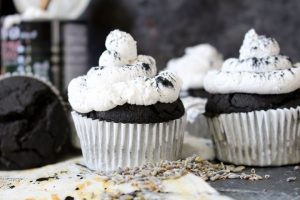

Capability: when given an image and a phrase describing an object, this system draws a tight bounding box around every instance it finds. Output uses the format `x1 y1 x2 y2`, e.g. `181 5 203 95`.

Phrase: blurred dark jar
1 19 88 91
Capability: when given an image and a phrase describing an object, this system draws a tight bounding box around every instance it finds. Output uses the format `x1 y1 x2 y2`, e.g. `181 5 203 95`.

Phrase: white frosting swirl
239 29 280 59
68 30 182 113
204 29 300 94
104 30 137 62
166 44 223 90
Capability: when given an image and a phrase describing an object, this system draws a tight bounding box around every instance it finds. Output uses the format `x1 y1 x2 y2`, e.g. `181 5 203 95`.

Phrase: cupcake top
68 30 182 113
166 44 223 90
204 29 300 94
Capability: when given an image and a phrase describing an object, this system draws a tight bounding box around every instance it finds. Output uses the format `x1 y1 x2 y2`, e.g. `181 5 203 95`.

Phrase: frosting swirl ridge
204 29 300 94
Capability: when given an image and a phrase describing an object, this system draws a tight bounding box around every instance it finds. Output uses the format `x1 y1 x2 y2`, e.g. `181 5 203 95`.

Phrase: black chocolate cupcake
68 30 186 172
0 74 70 169
204 29 300 166
166 44 223 98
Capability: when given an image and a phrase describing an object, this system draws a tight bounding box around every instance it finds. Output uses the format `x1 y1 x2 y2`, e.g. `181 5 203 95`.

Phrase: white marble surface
0 157 233 200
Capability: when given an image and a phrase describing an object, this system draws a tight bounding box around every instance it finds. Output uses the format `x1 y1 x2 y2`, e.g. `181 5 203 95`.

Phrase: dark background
1 0 300 70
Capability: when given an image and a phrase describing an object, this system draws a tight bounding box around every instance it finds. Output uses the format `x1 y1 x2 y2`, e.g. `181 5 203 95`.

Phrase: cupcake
204 29 300 166
0 74 70 169
68 30 186 171
166 44 223 98
166 44 223 159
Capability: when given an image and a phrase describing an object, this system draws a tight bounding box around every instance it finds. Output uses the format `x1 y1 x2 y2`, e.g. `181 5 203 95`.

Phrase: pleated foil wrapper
207 107 300 166
182 97 210 138
71 111 186 172
70 117 81 149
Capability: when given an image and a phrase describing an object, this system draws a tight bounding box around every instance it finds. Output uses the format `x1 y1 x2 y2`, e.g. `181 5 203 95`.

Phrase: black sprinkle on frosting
155 76 174 88
142 63 150 70
79 99 185 123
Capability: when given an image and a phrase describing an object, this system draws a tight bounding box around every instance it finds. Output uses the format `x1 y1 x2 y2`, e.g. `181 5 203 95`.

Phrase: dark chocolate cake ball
0 75 70 170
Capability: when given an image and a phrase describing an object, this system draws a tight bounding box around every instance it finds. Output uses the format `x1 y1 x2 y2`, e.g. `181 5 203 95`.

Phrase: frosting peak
68 30 181 113
104 30 137 63
166 44 223 90
239 29 280 60
204 29 300 95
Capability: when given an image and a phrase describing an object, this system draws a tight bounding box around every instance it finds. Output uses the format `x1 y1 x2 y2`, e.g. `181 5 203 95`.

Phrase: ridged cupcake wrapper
186 114 210 138
207 107 300 166
70 114 81 149
71 112 186 172
182 97 210 139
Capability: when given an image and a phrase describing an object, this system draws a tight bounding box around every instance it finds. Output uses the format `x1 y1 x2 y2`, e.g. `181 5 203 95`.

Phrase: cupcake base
207 107 300 166
72 112 186 171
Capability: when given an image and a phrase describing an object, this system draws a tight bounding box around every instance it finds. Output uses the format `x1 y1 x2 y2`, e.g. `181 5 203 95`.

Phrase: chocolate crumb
64 197 74 200
75 163 90 170
36 176 55 182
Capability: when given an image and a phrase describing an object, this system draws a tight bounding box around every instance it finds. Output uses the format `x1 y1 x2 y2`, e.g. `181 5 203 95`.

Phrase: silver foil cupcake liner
182 97 210 138
70 116 81 149
71 111 186 171
181 97 215 160
207 107 300 166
